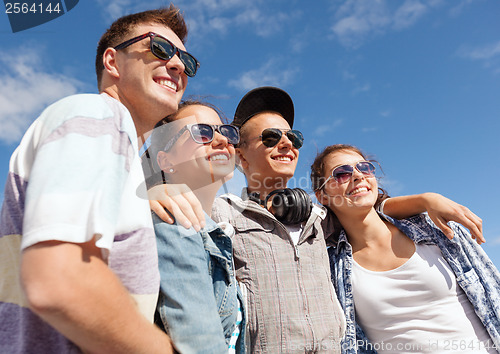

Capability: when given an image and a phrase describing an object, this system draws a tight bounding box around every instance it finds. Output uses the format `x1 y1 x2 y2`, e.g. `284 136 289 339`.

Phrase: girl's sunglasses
259 128 304 149
318 161 376 190
163 123 240 152
114 32 200 77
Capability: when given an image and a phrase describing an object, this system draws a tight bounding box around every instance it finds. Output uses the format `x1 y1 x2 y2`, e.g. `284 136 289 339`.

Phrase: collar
241 187 258 202
328 211 440 255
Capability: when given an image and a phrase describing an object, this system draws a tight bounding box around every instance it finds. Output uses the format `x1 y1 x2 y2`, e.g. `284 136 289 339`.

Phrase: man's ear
157 151 174 172
103 48 120 79
235 148 248 171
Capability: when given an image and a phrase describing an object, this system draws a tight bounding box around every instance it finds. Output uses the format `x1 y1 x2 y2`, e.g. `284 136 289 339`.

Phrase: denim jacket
327 212 500 354
153 212 246 354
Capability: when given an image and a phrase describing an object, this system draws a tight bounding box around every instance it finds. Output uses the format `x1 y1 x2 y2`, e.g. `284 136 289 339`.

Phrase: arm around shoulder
383 192 484 243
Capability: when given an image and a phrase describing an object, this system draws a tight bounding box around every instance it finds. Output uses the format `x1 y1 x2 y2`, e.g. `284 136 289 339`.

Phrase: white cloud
96 0 133 19
379 109 392 117
458 41 500 61
331 0 391 48
342 69 357 80
227 58 298 91
352 83 371 95
172 0 299 41
457 40 500 74
313 119 343 137
393 0 428 30
95 0 164 20
330 0 442 48
0 48 83 144
449 0 477 17
94 0 300 53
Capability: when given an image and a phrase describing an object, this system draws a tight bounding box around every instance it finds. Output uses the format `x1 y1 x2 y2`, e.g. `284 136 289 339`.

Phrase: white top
284 222 303 245
352 243 494 353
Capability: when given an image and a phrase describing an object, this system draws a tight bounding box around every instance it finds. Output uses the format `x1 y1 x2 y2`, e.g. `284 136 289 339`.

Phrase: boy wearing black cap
211 86 485 353
213 86 346 352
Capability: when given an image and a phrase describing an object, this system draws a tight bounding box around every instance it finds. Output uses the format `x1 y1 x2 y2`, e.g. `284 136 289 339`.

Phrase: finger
451 211 484 244
181 190 206 229
464 210 484 243
150 200 175 224
166 197 194 230
169 194 200 231
432 216 454 240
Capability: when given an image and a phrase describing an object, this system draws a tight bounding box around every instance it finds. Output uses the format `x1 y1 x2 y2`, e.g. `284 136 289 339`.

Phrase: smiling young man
0 6 198 353
212 87 346 353
211 86 485 353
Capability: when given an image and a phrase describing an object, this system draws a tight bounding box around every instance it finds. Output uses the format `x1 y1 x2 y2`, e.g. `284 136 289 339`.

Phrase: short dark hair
95 5 188 89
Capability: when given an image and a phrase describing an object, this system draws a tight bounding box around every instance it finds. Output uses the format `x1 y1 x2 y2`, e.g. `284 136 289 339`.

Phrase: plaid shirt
213 191 345 353
328 212 500 354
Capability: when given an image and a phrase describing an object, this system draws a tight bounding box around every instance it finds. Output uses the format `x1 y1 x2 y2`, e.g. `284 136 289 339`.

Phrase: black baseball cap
232 86 294 128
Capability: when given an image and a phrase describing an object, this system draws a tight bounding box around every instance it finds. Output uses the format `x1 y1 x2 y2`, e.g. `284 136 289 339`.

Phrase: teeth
348 187 368 195
273 156 292 162
209 154 229 161
156 79 177 91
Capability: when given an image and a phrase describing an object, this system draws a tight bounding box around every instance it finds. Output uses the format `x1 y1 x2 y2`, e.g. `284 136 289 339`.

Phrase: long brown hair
310 144 389 210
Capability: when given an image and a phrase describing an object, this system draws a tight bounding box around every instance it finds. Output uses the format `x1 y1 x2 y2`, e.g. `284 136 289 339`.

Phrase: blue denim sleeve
153 214 228 354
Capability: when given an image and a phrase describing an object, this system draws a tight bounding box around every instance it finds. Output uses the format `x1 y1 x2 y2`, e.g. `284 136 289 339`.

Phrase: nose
165 51 186 75
212 130 229 148
277 132 293 149
351 167 365 181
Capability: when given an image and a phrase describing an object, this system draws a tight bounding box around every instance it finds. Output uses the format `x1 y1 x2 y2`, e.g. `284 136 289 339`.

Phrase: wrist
420 192 439 212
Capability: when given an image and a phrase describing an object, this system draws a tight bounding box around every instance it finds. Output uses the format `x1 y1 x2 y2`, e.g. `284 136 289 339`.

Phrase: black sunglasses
259 128 304 149
318 161 376 190
114 32 200 77
163 123 240 151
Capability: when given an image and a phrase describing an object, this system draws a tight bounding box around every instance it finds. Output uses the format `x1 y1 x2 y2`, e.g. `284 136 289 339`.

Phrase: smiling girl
311 144 500 354
145 100 245 353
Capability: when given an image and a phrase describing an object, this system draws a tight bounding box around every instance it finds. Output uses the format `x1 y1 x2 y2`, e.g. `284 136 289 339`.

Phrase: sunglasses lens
357 162 376 176
262 129 282 147
152 37 198 77
151 36 176 60
286 130 304 149
332 165 354 184
260 129 282 147
219 125 240 145
190 124 213 144
178 50 199 77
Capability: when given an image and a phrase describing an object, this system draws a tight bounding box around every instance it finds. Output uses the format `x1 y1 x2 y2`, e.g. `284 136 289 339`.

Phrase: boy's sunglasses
114 32 200 77
163 123 240 152
318 161 376 190
259 128 304 149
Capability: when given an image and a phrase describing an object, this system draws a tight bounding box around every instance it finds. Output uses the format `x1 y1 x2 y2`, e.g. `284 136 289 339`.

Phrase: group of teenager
0 4 498 354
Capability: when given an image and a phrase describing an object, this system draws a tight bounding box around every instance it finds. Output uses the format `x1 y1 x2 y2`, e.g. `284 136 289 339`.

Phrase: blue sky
0 0 499 267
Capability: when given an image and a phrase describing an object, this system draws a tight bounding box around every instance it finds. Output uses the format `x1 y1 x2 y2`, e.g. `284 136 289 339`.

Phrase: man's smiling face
237 112 299 191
